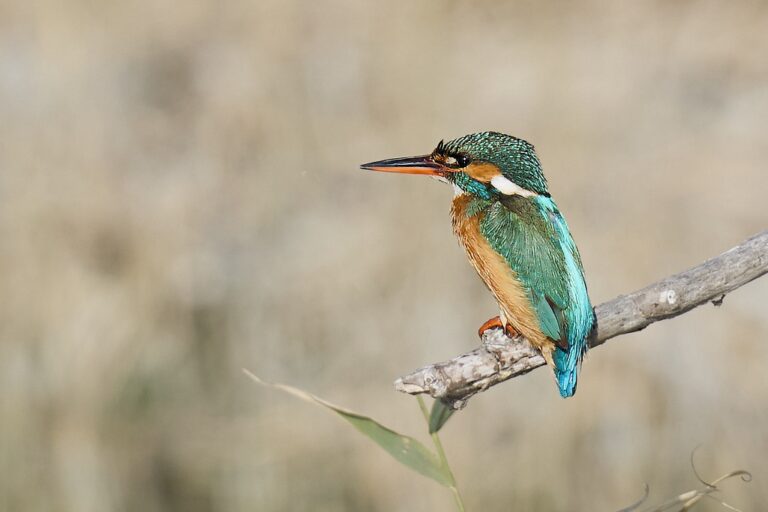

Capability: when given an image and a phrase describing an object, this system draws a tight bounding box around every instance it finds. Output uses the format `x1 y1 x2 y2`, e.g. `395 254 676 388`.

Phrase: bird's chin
428 174 450 185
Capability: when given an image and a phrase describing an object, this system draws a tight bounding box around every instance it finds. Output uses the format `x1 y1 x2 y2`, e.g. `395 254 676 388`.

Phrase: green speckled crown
443 132 549 195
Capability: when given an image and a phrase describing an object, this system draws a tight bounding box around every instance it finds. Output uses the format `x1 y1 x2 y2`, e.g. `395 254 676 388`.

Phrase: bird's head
361 131 549 199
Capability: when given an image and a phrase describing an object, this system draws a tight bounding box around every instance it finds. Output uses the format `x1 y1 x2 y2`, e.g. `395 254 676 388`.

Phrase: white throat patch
490 175 536 197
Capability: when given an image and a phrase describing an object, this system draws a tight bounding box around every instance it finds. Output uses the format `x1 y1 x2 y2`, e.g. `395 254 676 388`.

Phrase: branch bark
394 230 768 407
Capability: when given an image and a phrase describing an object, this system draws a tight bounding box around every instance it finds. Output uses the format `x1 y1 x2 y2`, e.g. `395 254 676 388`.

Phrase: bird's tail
553 344 586 398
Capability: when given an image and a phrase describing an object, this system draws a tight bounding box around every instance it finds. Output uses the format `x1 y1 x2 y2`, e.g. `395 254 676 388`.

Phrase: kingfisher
361 131 595 397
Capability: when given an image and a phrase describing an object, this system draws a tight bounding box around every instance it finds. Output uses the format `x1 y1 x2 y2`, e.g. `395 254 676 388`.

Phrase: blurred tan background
1 1 767 510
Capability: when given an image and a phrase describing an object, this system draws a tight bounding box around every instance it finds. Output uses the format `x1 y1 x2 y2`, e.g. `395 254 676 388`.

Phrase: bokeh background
2 1 767 510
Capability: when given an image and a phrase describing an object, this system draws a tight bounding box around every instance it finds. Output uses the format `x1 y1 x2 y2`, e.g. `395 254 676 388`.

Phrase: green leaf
429 399 457 434
244 370 453 487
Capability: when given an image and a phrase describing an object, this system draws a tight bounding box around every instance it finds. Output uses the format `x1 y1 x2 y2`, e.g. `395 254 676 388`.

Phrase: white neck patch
490 175 536 197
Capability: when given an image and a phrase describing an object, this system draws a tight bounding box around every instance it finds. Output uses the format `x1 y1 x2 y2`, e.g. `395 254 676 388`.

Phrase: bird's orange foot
477 316 519 338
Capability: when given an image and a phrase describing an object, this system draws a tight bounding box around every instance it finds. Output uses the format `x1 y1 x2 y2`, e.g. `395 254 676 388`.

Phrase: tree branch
394 230 768 407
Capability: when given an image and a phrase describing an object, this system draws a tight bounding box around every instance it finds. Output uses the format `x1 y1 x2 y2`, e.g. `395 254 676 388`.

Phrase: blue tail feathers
554 343 587 398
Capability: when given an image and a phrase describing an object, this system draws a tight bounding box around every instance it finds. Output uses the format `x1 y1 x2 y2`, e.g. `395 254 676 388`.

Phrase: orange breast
450 194 553 360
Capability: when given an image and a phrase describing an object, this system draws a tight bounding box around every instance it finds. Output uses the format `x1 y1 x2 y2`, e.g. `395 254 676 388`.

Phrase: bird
361 131 595 397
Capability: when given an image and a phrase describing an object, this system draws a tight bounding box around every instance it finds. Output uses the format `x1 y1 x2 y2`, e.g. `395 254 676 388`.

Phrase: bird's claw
478 316 519 338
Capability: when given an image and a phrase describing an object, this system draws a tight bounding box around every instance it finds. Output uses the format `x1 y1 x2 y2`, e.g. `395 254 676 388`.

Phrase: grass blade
244 370 453 487
429 398 457 433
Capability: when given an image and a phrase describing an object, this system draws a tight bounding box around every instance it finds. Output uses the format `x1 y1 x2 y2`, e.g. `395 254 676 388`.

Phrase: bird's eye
444 154 470 168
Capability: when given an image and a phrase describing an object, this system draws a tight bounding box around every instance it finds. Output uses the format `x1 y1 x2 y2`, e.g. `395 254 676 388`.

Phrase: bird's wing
480 195 573 348
481 194 593 397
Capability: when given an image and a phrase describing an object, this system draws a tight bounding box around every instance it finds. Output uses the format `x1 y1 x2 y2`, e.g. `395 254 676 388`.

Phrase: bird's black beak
360 155 448 176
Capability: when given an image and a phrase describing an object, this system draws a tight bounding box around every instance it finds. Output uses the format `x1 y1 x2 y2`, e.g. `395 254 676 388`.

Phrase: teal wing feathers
479 195 594 397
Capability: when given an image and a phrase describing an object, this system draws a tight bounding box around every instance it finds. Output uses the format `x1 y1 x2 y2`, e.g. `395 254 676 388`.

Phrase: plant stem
417 396 466 512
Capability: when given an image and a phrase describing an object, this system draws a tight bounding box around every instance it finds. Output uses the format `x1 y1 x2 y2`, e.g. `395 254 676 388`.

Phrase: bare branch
395 230 768 406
